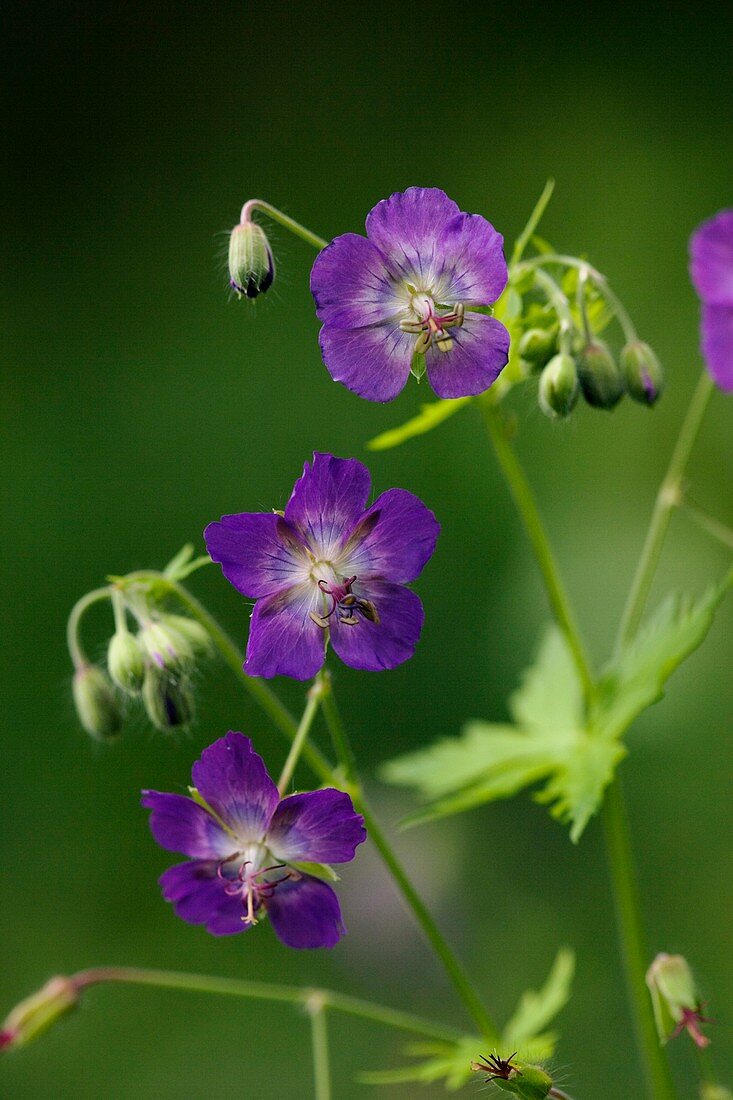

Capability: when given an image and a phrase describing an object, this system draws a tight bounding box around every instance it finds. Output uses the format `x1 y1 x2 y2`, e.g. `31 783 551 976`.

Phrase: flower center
309 575 380 629
217 851 294 925
400 291 464 353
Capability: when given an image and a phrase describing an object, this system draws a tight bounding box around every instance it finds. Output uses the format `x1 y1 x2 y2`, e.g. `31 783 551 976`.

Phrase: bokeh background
3 3 733 1097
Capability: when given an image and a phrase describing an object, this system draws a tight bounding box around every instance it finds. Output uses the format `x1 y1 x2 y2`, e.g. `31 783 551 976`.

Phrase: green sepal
410 351 426 380
290 861 340 883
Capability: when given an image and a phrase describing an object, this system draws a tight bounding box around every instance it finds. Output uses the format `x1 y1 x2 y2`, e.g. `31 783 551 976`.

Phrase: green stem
307 995 331 1100
513 253 638 342
478 398 596 704
320 677 499 1041
71 967 464 1042
67 586 113 668
277 677 325 795
681 501 733 551
616 370 715 649
240 200 328 252
602 782 676 1100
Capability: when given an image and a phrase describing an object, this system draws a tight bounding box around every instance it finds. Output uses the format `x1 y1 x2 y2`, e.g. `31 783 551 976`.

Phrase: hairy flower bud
519 326 559 371
577 340 625 409
228 220 275 299
647 953 711 1048
621 340 664 405
471 1054 553 1098
158 614 212 655
107 630 145 694
0 976 78 1052
72 665 122 741
538 352 579 419
139 620 194 674
142 667 195 732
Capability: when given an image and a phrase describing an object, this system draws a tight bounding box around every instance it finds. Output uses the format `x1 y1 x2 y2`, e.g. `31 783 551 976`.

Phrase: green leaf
509 625 584 732
358 1035 483 1091
163 543 212 580
366 397 472 451
593 577 732 740
503 949 575 1049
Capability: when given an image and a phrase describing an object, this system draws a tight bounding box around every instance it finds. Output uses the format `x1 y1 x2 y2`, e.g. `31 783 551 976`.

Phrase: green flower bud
159 614 213 655
471 1054 552 1099
577 340 625 409
701 1086 733 1100
72 665 122 741
142 666 195 732
139 620 194 674
107 630 145 694
1 976 78 1052
538 352 579 419
620 340 664 405
646 953 710 1048
228 220 275 299
519 325 559 371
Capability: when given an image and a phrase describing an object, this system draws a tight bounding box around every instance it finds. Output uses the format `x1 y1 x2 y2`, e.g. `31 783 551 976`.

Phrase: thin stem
681 500 733 551
70 967 464 1042
67 586 113 668
239 199 328 252
514 253 638 342
616 370 715 649
533 268 575 330
478 398 596 704
307 995 331 1100
510 178 555 266
602 781 676 1100
111 589 129 635
320 675 499 1041
277 678 324 795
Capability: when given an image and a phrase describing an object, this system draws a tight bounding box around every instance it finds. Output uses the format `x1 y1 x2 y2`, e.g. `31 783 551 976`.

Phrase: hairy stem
66 586 113 668
239 200 328 252
307 995 331 1100
277 676 325 795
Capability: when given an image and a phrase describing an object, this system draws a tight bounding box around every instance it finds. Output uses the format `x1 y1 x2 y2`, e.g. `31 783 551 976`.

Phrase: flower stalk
239 199 328 252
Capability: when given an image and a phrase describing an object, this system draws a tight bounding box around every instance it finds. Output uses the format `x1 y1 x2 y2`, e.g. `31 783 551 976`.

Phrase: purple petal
435 212 507 305
700 303 733 391
425 313 509 399
245 583 325 680
267 789 366 864
284 453 371 558
204 513 308 599
191 732 279 838
159 860 248 936
266 874 346 949
318 322 413 402
340 489 440 584
310 233 403 330
365 187 461 286
141 790 234 859
329 580 424 672
690 210 733 305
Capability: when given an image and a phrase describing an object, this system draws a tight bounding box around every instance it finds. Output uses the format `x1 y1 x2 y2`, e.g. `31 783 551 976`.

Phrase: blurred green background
3 3 732 1097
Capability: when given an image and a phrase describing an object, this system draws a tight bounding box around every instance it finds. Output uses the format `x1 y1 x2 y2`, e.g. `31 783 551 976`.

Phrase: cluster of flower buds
646 952 712 1049
471 1052 558 1098
514 261 664 420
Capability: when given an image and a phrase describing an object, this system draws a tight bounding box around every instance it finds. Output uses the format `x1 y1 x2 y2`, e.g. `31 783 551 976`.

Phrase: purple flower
142 732 366 948
310 187 510 402
689 209 733 391
204 452 439 680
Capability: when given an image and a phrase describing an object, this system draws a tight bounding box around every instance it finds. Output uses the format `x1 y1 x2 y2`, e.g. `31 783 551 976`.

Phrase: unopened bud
538 352 579 419
159 614 212 655
646 953 711 1048
471 1054 552 1098
577 340 625 409
142 667 195 732
1 976 78 1052
621 341 664 406
519 325 559 371
139 620 194 674
72 665 122 741
107 630 145 694
228 220 275 299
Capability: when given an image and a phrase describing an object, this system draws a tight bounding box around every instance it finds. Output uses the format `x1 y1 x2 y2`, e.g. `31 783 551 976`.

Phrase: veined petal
245 582 325 680
339 488 440 584
159 860 248 936
267 789 366 864
310 232 404 329
191 732 279 839
267 874 346 949
285 452 371 558
318 323 413 403
141 790 234 859
433 212 507 305
700 303 733 391
329 580 424 671
425 312 509 399
204 513 309 598
365 187 461 287
690 210 733 305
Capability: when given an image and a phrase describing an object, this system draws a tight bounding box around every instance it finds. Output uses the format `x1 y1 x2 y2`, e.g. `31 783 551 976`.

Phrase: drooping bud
158 614 213 655
72 665 122 741
139 620 194 674
620 341 664 406
646 953 711 1048
0 976 78 1052
577 340 625 409
538 352 579 419
519 325 559 371
142 666 195 732
471 1054 552 1098
228 220 275 299
107 630 145 694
